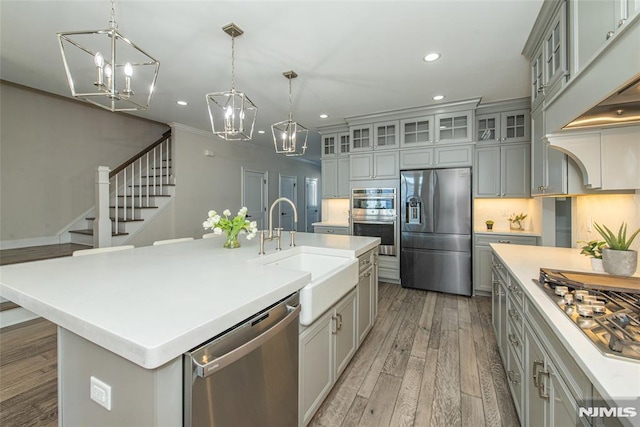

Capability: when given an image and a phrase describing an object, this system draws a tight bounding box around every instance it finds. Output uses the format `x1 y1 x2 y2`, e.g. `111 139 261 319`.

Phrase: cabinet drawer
507 298 524 368
526 298 592 402
506 342 524 422
506 275 524 311
314 226 350 235
491 254 508 284
476 234 538 246
358 250 374 271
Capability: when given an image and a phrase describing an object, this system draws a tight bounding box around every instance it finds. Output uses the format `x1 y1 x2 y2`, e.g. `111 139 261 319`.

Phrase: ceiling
0 0 543 161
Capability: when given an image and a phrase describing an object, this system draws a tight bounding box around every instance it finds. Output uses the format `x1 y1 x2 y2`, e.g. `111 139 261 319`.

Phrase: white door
242 168 267 231
305 177 319 232
279 175 297 231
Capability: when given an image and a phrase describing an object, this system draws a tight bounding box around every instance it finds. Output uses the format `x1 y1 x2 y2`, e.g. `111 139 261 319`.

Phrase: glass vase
223 234 241 249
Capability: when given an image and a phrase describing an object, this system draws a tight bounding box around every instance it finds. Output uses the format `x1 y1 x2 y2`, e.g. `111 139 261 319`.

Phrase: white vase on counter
602 249 637 277
590 257 605 273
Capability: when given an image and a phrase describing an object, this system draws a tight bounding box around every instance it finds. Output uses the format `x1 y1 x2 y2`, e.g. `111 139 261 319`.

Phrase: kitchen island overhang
0 233 380 370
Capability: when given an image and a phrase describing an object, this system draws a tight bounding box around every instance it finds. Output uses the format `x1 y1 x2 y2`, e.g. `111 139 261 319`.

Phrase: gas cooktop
535 268 640 362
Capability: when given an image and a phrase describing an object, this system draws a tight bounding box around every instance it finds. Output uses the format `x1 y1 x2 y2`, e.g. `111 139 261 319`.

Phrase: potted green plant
485 220 494 231
593 222 640 276
508 213 527 230
578 240 606 272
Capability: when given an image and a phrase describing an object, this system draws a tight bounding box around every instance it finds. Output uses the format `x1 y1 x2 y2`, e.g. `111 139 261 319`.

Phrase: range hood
563 75 640 129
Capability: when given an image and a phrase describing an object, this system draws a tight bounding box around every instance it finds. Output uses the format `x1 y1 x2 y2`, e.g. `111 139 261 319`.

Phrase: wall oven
351 188 397 256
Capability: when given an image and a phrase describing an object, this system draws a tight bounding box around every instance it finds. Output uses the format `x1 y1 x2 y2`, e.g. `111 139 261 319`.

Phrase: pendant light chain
109 0 117 29
288 76 293 121
230 35 236 92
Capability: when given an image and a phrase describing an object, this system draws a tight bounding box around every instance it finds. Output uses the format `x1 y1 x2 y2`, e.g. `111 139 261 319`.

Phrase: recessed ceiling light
433 95 445 101
258 130 266 134
176 100 188 106
423 53 441 62
319 114 329 119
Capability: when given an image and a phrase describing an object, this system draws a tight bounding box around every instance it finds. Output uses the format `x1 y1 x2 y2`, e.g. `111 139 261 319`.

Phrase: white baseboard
0 307 40 328
0 235 67 250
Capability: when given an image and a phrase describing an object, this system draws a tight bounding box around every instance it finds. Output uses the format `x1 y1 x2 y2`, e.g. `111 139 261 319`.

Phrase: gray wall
0 81 169 241
165 124 321 242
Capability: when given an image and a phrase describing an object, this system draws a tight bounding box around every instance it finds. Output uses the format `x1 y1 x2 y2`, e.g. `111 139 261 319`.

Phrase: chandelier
57 0 160 112
271 71 308 156
206 23 257 141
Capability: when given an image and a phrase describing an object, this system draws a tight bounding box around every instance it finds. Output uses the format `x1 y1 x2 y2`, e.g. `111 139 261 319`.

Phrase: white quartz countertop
490 244 640 413
475 228 542 237
0 233 379 369
312 222 350 228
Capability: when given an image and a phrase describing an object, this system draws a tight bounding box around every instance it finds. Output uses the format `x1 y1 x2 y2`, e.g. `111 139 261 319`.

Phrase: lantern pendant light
206 23 257 141
57 0 160 112
271 70 308 156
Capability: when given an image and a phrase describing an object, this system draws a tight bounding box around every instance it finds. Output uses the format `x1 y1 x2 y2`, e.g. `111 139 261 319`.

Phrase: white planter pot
590 257 605 273
602 249 638 277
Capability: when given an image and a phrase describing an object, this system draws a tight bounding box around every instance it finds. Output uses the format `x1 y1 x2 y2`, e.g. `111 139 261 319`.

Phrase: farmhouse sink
254 246 359 325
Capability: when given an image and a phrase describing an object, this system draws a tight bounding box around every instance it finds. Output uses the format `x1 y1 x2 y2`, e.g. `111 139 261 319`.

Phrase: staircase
68 130 174 247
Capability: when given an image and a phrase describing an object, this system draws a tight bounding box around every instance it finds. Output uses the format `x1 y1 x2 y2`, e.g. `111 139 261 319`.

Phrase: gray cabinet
350 151 399 180
474 143 530 198
373 121 399 150
492 254 592 427
531 105 567 195
357 254 374 345
477 110 531 144
435 111 473 144
400 116 434 147
321 134 338 158
571 0 636 74
299 289 357 427
313 225 349 235
400 145 473 170
350 125 374 152
480 235 538 295
321 157 350 198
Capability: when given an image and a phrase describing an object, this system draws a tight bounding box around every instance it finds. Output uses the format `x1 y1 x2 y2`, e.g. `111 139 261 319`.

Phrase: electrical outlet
587 216 592 232
90 376 112 411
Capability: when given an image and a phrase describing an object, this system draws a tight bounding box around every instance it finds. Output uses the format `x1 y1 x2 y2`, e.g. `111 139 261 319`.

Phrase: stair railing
94 130 172 247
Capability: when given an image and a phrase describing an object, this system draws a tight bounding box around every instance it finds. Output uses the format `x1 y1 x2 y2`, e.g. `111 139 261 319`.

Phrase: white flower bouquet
203 207 258 248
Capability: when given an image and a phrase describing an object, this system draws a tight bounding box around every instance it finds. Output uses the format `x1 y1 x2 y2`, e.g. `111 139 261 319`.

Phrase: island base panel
58 328 182 426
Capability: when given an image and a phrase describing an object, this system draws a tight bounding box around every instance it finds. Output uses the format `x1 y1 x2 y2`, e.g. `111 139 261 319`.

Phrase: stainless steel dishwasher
184 292 300 427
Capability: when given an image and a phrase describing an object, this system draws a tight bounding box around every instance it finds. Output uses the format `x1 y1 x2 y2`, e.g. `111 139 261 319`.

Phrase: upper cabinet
477 110 531 144
435 111 473 144
400 116 435 148
571 0 639 74
350 125 374 152
339 132 350 155
373 121 399 150
321 134 338 158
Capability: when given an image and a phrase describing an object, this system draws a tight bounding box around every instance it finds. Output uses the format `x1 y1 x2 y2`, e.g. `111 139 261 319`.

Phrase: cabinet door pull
537 369 550 400
497 240 511 243
507 370 521 384
336 313 343 331
508 333 520 347
618 18 626 28
532 360 543 387
508 309 520 322
331 316 338 334
606 30 615 40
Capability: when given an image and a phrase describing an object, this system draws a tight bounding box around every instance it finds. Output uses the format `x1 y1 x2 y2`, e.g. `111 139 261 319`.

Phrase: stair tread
128 184 175 187
110 205 158 209
70 229 129 237
116 194 171 198
86 217 144 223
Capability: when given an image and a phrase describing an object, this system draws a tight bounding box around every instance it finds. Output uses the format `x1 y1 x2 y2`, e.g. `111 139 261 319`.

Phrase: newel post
94 166 112 248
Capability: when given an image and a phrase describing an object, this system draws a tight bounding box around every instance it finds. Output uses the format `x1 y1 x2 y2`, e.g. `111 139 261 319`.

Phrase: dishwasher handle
193 304 301 378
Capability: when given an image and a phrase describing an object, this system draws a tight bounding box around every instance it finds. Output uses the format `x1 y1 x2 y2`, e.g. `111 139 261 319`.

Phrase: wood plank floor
0 280 519 426
0 243 89 266
310 282 520 427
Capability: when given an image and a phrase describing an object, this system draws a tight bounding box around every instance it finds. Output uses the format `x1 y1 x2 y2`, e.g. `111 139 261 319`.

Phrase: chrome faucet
259 197 298 254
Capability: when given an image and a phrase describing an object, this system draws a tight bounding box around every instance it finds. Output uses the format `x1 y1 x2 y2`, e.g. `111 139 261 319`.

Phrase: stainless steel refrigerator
400 168 472 296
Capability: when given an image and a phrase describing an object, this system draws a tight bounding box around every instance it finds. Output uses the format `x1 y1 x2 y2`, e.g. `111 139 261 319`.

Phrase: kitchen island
491 244 640 427
0 233 379 426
